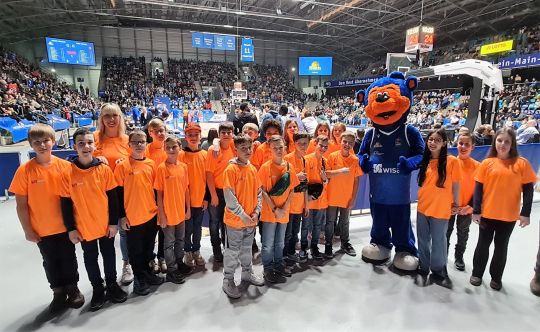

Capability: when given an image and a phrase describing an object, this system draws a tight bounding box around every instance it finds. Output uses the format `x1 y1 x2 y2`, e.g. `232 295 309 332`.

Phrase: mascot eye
383 92 389 97
377 92 382 98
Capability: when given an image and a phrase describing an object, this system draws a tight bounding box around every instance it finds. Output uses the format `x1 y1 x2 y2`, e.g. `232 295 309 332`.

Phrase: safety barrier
0 152 21 197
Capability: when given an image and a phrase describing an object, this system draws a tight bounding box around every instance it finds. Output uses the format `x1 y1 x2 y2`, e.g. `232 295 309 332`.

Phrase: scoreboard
405 26 434 53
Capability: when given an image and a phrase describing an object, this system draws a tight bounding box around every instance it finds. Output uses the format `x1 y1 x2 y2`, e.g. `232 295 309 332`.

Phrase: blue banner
191 32 204 48
192 32 235 51
214 35 236 51
241 38 254 62
324 75 383 88
203 34 214 48
497 52 540 69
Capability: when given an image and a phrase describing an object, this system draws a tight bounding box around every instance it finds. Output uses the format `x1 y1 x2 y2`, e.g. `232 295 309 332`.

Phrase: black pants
37 232 79 289
81 236 117 288
127 216 158 280
157 228 164 259
208 188 226 253
472 218 516 283
446 214 472 257
284 213 302 256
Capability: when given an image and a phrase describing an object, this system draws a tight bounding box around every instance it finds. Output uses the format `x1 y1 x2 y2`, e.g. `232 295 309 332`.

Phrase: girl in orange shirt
306 122 331 155
328 122 346 155
416 129 461 288
283 119 299 154
470 127 536 291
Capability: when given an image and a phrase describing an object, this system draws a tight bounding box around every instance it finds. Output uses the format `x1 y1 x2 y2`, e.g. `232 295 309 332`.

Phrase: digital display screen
299 57 333 76
45 37 96 66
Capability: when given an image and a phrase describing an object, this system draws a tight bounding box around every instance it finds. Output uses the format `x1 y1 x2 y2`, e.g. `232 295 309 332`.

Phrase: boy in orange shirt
145 118 168 273
179 123 208 267
155 136 193 284
206 122 235 263
446 132 479 271
222 136 264 299
259 135 300 283
242 122 261 168
283 133 310 263
115 130 164 296
9 124 84 314
325 131 363 258
60 127 127 311
251 119 282 170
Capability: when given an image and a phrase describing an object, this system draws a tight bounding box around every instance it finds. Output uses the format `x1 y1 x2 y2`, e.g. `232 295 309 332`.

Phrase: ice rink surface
0 199 538 332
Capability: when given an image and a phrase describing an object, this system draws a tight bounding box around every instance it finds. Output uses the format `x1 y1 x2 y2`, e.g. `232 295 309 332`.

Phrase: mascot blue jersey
360 124 424 205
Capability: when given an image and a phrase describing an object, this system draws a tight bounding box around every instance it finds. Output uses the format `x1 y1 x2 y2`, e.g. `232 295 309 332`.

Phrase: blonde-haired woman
93 103 133 286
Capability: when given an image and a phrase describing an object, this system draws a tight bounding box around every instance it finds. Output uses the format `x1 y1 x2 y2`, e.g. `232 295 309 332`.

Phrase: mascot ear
406 76 418 91
389 71 405 80
355 90 366 104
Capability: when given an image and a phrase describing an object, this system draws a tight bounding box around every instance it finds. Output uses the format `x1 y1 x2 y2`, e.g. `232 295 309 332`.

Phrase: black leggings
472 217 516 283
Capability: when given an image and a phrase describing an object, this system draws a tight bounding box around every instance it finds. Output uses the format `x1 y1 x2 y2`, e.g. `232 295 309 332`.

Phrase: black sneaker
341 242 357 257
490 279 502 291
311 246 323 260
276 265 293 277
264 270 286 284
285 253 300 264
133 277 150 296
214 250 224 263
90 285 106 311
65 284 85 309
430 274 453 290
106 282 128 303
298 250 308 263
454 256 465 271
324 245 334 259
48 288 67 314
177 262 194 276
252 241 259 254
143 270 164 285
166 270 186 284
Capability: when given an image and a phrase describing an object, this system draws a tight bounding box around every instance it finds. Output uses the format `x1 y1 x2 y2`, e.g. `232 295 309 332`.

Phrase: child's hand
275 208 286 219
472 214 481 224
339 167 350 174
185 208 191 221
519 216 530 228
108 225 118 238
95 156 109 165
297 172 307 182
250 213 259 224
159 217 168 229
210 194 219 207
348 199 355 210
303 208 309 218
68 230 82 244
120 217 130 231
24 229 41 243
451 205 459 215
240 213 253 225
459 205 473 215
202 200 208 211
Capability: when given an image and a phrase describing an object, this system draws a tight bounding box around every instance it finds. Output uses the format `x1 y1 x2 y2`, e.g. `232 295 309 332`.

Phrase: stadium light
51 68 56 73
291 67 296 72
223 25 234 28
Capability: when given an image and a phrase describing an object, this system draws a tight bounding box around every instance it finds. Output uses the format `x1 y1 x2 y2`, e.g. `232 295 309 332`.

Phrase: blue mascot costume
356 71 425 271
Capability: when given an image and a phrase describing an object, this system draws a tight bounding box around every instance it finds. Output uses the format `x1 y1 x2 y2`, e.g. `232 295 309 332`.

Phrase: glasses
428 137 443 144
151 129 166 134
130 140 146 146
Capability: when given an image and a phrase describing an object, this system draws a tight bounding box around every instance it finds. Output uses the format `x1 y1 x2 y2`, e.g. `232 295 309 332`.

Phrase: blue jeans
208 189 226 254
284 213 302 256
416 212 448 277
184 207 204 252
301 209 326 250
261 222 287 271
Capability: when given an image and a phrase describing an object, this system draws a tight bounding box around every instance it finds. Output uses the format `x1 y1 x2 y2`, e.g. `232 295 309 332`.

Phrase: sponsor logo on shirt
395 138 402 146
373 142 383 148
373 164 400 174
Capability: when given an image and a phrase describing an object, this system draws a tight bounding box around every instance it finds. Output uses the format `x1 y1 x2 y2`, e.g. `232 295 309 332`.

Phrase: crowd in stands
247 64 304 105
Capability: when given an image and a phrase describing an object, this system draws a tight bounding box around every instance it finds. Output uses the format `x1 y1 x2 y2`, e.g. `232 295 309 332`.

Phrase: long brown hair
331 122 346 144
418 128 448 188
283 119 298 150
487 127 519 159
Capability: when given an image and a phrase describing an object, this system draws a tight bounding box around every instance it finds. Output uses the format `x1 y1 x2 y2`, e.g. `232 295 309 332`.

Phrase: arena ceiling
0 0 538 65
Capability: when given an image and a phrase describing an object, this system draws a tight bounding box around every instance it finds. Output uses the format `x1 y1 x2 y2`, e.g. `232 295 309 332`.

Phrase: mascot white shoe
361 243 391 264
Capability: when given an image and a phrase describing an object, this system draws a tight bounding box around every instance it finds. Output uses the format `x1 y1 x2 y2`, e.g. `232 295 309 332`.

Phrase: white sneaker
222 279 241 299
193 251 206 266
158 258 167 273
184 252 195 267
149 259 159 274
241 272 265 286
120 263 134 285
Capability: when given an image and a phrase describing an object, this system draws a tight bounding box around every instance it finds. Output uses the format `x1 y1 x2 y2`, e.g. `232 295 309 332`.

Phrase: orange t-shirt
304 153 328 209
223 162 261 229
306 139 336 158
326 141 341 156
284 152 307 214
258 160 300 223
154 161 189 225
114 158 157 226
327 151 363 208
475 157 537 222
249 141 260 165
251 142 273 170
145 141 167 167
179 149 208 208
93 132 130 172
417 156 462 220
60 163 118 241
206 144 235 189
9 157 71 237
457 157 480 207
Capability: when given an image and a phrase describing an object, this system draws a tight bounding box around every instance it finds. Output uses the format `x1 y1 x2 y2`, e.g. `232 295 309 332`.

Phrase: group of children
9 113 538 312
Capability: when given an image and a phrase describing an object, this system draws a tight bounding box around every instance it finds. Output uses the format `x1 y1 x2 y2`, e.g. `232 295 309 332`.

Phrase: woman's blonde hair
97 103 126 141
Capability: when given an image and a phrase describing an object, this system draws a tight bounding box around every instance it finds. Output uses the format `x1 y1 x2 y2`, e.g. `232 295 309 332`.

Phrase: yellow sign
480 40 513 56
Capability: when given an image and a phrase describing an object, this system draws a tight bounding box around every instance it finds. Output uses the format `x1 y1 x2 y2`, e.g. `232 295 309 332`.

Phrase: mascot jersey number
356 71 425 271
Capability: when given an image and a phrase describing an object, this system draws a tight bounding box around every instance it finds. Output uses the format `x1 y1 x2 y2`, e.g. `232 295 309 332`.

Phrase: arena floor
0 196 539 331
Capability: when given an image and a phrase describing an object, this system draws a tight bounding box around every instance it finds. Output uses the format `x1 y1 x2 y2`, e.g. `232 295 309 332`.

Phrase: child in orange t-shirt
206 122 236 262
60 127 127 311
416 129 461 288
446 133 479 272
145 118 168 273
155 136 192 285
301 135 331 261
327 122 346 156
470 127 537 290
325 130 363 258
242 122 261 167
179 123 208 267
251 119 282 170
114 130 164 296
222 136 264 299
283 119 299 154
306 122 331 156
283 133 310 263
9 124 84 313
259 135 300 283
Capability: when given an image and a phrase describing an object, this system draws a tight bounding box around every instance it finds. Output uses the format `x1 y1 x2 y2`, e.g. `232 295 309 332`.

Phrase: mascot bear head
356 71 417 129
